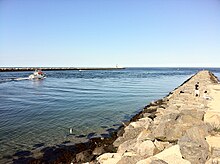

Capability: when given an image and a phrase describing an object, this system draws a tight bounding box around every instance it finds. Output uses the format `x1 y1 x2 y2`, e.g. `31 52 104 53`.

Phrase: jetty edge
0 67 125 72
12 70 220 164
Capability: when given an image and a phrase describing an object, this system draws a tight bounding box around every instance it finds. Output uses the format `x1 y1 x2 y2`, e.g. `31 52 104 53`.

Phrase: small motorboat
29 69 46 80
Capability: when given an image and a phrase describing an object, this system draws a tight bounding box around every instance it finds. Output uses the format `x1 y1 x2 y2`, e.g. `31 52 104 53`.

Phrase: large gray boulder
152 119 186 142
178 126 209 164
113 126 144 147
153 112 180 126
179 109 205 120
152 113 205 142
134 140 156 157
117 139 136 154
137 129 155 142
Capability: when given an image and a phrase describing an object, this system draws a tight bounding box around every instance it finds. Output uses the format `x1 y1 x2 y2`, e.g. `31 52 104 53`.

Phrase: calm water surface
0 68 220 162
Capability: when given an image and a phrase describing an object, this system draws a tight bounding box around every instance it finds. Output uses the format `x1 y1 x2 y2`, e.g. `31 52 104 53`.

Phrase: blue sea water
0 68 220 162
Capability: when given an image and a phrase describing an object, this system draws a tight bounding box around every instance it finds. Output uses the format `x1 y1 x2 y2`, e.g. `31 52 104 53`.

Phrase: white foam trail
14 77 29 81
0 77 29 83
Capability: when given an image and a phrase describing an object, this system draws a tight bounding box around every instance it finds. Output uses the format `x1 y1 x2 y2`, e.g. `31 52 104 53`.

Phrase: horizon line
1 66 220 68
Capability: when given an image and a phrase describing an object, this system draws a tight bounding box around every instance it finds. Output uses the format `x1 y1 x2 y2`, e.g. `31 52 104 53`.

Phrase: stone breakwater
95 70 220 164
13 70 220 164
0 67 125 72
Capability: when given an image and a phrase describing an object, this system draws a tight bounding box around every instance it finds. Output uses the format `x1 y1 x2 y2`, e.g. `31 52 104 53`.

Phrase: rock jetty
95 70 220 164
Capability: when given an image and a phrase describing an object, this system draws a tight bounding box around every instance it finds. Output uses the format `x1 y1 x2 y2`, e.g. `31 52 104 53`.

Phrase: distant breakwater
0 67 125 72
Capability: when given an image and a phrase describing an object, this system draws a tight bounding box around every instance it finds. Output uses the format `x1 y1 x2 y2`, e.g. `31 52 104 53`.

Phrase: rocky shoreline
13 70 220 164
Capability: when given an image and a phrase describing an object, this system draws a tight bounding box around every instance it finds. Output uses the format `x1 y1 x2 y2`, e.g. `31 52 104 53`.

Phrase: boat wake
0 77 29 83
14 77 29 81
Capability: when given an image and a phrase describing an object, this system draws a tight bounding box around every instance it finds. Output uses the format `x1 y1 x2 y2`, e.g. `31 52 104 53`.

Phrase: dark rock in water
117 126 125 137
62 141 71 144
41 148 74 164
76 134 87 138
87 133 96 139
33 143 45 148
106 128 116 133
130 111 143 122
3 155 13 159
13 157 36 164
67 133 75 136
100 133 110 138
113 123 121 127
40 146 56 154
100 125 108 128
13 151 33 157
149 99 164 106
143 106 157 113
123 114 132 120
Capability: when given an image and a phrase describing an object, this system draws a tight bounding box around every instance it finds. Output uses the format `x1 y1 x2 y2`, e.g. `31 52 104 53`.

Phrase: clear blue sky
0 0 220 67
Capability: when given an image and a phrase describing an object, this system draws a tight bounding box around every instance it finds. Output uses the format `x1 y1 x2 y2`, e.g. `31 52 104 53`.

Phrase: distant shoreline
0 67 125 72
